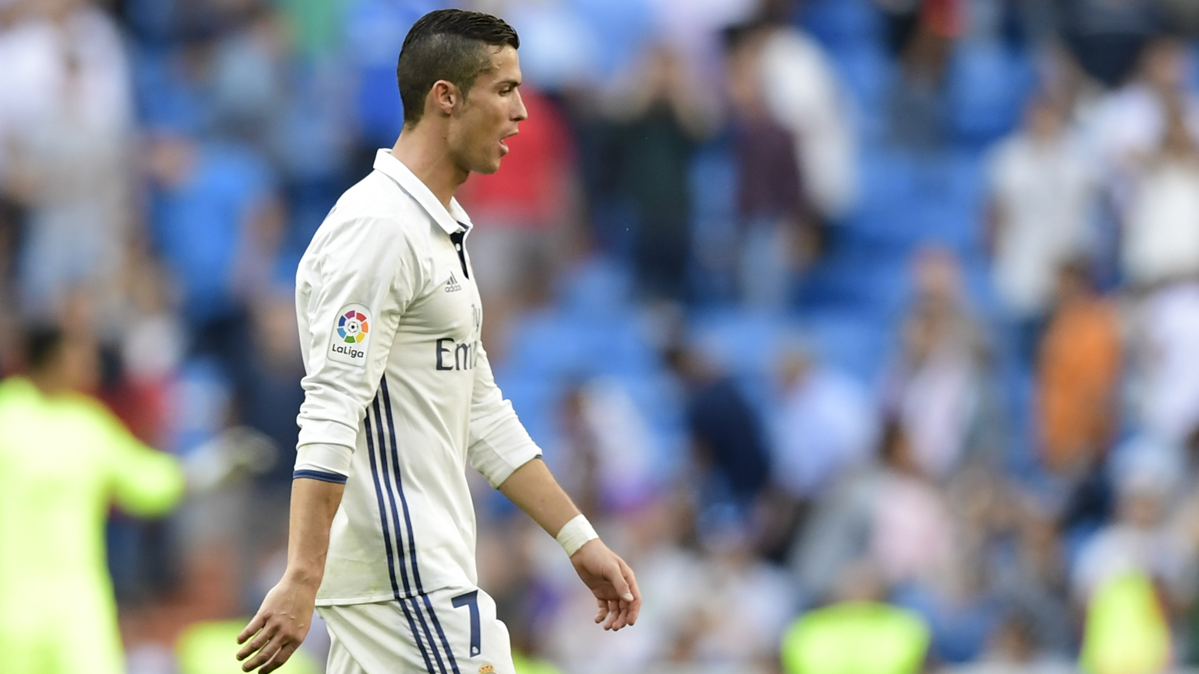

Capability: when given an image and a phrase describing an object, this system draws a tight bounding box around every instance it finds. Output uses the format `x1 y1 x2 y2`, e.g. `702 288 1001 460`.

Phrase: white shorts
318 587 514 674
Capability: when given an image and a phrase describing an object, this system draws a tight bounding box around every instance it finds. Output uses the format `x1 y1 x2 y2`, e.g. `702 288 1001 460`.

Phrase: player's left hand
570 539 641 631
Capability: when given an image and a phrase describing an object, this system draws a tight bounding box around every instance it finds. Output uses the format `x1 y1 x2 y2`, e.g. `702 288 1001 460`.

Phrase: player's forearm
497 457 581 538
284 477 345 588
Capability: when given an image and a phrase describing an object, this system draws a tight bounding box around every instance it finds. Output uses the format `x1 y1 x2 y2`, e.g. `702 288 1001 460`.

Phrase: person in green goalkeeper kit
0 325 186 674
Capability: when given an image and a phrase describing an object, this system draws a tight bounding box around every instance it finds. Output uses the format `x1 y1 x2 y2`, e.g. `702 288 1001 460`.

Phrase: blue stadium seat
947 40 1035 147
689 309 797 378
830 45 894 140
800 0 884 53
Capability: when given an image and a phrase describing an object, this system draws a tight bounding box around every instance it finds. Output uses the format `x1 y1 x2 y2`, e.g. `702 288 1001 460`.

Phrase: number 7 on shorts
452 590 481 657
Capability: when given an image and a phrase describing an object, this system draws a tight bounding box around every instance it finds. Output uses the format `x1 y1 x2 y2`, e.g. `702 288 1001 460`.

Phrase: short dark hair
397 9 519 125
23 324 66 373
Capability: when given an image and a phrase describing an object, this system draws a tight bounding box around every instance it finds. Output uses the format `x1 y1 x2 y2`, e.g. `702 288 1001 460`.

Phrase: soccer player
0 326 186 674
236 10 641 674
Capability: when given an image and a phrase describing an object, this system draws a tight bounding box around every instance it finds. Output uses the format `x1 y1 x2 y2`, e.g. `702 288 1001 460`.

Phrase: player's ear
429 80 460 117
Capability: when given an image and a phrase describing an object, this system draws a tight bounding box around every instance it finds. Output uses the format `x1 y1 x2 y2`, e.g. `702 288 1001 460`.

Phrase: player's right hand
236 573 319 673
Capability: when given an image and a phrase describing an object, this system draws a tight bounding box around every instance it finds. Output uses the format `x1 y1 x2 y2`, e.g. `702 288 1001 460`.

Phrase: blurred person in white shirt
883 248 994 479
0 0 134 324
1072 437 1194 608
723 13 858 222
985 93 1096 349
1082 37 1199 206
1130 281 1199 444
772 341 879 500
762 341 879 558
1122 95 1199 289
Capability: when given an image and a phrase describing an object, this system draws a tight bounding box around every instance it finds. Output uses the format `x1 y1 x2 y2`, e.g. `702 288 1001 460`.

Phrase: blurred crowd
5 0 1199 672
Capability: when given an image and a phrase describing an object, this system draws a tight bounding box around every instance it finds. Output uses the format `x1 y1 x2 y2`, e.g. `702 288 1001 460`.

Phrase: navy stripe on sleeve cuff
293 469 348 484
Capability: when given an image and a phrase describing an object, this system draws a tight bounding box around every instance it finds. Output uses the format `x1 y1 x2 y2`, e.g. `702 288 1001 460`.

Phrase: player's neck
391 127 468 210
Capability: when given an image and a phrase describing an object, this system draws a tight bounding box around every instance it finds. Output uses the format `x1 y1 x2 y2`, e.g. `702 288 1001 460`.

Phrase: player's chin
473 157 503 175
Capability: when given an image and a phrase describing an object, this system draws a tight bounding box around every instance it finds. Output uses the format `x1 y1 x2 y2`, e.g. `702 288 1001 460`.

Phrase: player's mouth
499 129 518 155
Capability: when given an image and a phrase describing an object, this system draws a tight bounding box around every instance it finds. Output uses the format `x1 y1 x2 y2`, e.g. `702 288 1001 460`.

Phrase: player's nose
512 89 528 122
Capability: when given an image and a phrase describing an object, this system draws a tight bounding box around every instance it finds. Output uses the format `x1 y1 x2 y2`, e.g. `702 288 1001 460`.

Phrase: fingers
612 604 632 631
595 598 607 624
259 641 300 674
241 633 299 673
237 614 266 645
602 599 620 631
236 622 276 662
604 558 634 603
620 559 642 627
240 636 282 673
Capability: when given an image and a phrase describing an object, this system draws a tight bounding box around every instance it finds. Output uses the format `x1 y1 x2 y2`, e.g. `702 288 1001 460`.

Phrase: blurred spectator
724 22 813 308
745 15 858 221
1131 281 1199 443
769 339 879 506
980 491 1075 657
1036 259 1122 476
1121 95 1199 288
664 340 771 512
687 514 798 669
206 3 290 148
605 45 714 303
884 0 959 150
869 420 956 588
1072 442 1194 608
1079 566 1170 671
787 456 880 604
1083 37 1199 201
107 244 184 448
0 0 134 324
1058 0 1163 87
945 613 1076 674
780 561 931 674
874 0 964 56
554 378 658 516
0 0 132 156
787 418 956 603
1079 571 1172 674
985 93 1097 349
883 248 995 478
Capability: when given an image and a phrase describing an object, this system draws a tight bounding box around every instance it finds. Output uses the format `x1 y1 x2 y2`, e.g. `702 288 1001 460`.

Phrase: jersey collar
373 149 474 237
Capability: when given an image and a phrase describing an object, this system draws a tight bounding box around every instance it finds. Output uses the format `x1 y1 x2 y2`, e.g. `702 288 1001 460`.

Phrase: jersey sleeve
466 341 543 488
295 215 422 477
90 402 185 517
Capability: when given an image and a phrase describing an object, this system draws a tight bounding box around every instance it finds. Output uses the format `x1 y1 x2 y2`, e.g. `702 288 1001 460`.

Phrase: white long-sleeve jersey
292 150 542 606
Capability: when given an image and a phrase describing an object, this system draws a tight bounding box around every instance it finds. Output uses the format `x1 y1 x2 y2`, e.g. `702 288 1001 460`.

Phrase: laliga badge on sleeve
328 304 372 366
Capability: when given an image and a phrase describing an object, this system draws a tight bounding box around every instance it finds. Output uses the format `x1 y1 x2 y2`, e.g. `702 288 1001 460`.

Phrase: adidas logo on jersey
445 272 462 293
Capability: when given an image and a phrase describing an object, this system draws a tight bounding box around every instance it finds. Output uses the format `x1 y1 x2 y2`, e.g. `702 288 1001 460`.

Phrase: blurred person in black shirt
606 45 715 304
664 340 771 513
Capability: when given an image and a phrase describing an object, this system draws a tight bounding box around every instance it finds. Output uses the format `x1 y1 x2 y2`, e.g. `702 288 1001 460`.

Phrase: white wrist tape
556 514 599 557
